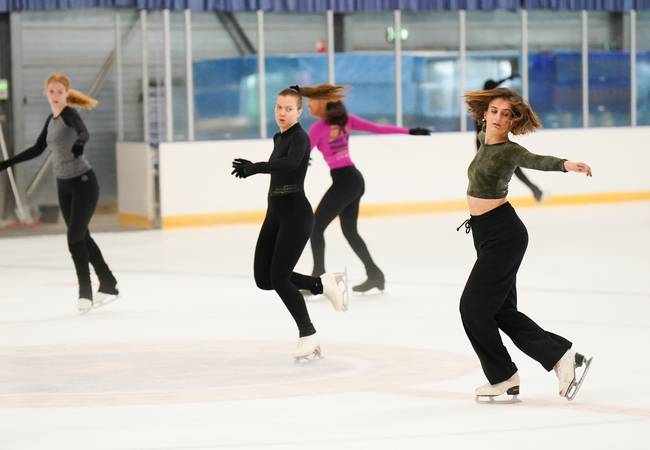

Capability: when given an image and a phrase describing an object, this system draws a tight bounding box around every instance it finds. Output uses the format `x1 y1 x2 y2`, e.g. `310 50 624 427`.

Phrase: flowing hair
278 83 346 112
464 87 541 135
45 73 98 110
297 83 348 126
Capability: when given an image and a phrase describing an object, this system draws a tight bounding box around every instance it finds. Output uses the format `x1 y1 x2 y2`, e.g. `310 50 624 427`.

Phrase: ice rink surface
1 202 649 450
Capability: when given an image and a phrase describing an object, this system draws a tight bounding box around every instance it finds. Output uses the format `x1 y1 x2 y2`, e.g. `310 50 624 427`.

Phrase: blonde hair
464 87 541 135
45 73 98 110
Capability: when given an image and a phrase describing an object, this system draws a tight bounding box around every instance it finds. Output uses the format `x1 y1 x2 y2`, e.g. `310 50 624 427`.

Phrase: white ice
1 202 649 450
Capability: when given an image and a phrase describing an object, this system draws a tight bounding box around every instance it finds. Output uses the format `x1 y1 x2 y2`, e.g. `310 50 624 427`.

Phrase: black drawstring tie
457 218 472 234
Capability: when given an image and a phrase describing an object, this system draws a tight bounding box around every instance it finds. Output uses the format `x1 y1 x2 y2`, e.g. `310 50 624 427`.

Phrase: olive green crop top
467 131 567 199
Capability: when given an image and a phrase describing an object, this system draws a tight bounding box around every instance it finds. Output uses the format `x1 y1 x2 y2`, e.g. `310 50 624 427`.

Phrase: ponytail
66 88 98 110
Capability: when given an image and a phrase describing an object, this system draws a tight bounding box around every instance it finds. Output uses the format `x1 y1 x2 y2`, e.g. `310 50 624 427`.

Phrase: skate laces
456 218 472 234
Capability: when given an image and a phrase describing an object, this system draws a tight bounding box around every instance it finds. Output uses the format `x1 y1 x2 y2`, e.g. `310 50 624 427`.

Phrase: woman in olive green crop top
458 88 593 402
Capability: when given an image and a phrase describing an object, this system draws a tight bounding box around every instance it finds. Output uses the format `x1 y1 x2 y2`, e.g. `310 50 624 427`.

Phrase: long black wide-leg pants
459 202 571 384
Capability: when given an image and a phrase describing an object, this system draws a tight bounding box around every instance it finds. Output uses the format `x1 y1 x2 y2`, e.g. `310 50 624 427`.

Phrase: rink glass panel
338 12 397 126
466 10 522 132
190 12 260 140
527 11 583 129
638 12 650 126
263 13 328 134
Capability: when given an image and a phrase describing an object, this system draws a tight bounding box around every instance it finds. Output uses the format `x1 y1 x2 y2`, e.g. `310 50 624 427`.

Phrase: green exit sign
0 79 8 100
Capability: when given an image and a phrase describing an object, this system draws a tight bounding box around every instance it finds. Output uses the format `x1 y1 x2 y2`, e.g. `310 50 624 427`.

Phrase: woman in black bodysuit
231 87 348 361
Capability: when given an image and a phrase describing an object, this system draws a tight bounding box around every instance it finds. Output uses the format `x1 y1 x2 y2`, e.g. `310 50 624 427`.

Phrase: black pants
57 170 115 299
310 166 380 277
254 193 322 337
459 202 571 384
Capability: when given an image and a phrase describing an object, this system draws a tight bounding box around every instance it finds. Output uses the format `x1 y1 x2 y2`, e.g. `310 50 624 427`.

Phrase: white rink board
158 127 650 218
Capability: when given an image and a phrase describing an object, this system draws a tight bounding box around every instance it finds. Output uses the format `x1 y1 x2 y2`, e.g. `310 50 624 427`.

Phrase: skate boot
77 297 93 314
352 269 385 295
86 235 119 309
475 372 520 403
293 333 322 363
320 271 349 311
554 349 593 401
94 282 120 309
77 282 94 315
70 241 95 315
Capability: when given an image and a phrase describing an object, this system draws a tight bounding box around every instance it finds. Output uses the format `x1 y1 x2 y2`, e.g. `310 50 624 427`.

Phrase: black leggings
254 193 322 337
57 170 115 299
459 202 571 384
310 166 380 277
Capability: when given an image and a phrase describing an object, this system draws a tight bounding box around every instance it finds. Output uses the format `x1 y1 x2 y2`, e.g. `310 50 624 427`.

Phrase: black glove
71 141 85 158
409 127 431 136
0 161 9 172
231 158 262 179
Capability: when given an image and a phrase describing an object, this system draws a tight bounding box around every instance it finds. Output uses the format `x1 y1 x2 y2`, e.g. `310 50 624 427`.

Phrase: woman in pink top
298 84 430 293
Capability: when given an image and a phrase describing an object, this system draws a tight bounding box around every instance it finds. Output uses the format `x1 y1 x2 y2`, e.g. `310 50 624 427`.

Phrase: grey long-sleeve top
467 131 567 199
2 106 91 179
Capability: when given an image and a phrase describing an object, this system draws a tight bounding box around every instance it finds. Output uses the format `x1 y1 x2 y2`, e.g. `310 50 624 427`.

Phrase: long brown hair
464 87 541 135
45 73 98 110
297 83 347 126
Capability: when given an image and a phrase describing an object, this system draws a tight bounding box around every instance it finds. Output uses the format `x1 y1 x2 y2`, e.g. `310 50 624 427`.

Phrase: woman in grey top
0 73 118 313
459 87 593 402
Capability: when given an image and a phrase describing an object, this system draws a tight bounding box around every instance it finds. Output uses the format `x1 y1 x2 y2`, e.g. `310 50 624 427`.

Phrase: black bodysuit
246 123 323 337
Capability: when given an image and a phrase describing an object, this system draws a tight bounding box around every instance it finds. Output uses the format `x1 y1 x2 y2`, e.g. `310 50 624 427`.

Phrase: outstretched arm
512 144 569 172
347 114 410 135
232 133 309 178
0 116 51 172
347 114 430 136
513 145 592 176
563 161 592 176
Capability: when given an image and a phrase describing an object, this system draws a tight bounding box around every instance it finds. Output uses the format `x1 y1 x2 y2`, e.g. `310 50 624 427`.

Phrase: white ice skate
554 349 593 401
293 333 322 363
93 290 120 309
320 271 349 312
77 298 93 315
475 372 520 403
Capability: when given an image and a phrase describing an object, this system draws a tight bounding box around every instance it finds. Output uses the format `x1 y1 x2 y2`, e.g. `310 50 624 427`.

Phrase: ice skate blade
475 394 520 404
341 268 350 311
564 355 593 401
352 287 386 297
293 347 323 364
475 386 521 404
331 270 349 311
93 293 120 309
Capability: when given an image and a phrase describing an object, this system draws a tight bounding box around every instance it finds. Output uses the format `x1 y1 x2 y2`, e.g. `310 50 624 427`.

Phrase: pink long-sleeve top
308 114 409 169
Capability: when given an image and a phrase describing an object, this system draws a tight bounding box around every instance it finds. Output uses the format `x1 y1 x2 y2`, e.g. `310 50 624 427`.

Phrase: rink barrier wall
116 142 156 229
155 127 650 229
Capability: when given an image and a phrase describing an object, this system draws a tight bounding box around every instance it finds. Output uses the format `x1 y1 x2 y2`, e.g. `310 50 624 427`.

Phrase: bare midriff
467 195 507 216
